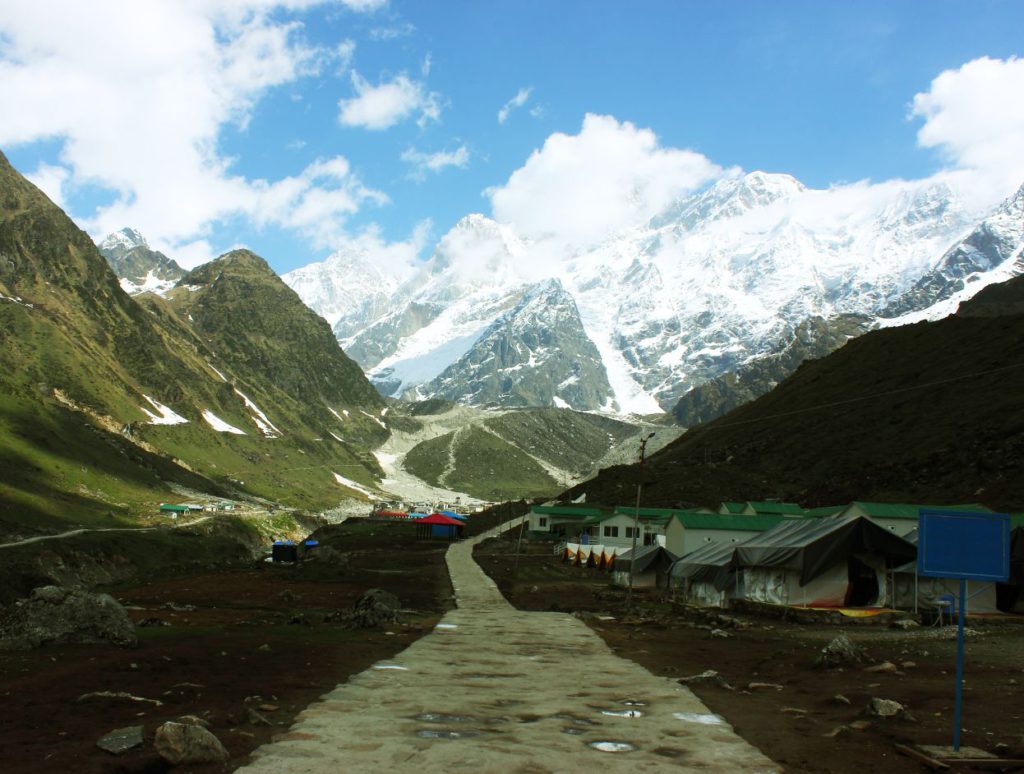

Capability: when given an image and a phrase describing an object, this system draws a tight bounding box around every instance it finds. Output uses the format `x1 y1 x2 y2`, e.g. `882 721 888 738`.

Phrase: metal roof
670 513 787 531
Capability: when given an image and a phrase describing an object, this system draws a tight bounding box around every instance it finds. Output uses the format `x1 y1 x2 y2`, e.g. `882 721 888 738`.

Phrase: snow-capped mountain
284 172 1024 416
98 228 184 296
413 278 612 409
281 244 408 337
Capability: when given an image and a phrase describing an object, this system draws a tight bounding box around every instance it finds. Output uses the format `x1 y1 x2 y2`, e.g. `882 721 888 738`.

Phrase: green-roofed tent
159 503 190 513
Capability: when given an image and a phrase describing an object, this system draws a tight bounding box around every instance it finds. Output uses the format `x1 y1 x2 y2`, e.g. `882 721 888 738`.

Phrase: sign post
918 509 1010 751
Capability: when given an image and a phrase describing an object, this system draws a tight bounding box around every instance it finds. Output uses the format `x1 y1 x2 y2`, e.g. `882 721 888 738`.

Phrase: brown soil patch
475 537 1024 773
0 521 454 773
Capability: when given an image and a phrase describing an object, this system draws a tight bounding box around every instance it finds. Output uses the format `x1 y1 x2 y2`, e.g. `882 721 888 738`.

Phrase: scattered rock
900 661 917 669
815 633 866 668
709 628 731 639
868 698 907 718
76 691 163 707
824 724 851 738
258 703 279 712
891 619 920 630
781 707 807 715
332 589 402 629
257 643 272 652
748 682 784 691
832 694 852 705
864 661 898 673
162 602 196 612
0 586 138 650
96 725 144 754
244 706 272 726
679 669 720 685
176 715 211 728
849 720 872 731
678 670 735 690
155 721 229 764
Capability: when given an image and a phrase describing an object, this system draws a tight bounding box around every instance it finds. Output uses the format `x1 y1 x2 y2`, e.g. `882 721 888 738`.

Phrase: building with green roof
665 512 792 557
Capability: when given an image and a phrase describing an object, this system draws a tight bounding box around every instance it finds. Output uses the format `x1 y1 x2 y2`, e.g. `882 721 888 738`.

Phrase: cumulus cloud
911 56 1024 206
25 163 71 210
338 70 442 129
498 87 532 124
488 114 726 246
401 145 470 179
0 1 384 265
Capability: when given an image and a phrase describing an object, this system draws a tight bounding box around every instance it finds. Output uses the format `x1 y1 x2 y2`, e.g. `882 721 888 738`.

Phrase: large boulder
0 586 137 650
155 721 229 764
328 588 401 628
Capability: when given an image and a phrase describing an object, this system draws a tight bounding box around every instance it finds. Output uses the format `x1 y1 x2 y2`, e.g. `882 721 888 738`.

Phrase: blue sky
2 0 1023 273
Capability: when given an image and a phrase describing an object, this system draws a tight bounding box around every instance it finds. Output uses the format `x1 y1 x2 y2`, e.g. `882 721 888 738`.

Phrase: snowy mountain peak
99 227 148 253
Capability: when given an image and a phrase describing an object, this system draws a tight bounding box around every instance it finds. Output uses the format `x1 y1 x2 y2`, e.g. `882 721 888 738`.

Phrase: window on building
538 517 548 528
644 532 656 545
603 525 619 538
625 526 637 538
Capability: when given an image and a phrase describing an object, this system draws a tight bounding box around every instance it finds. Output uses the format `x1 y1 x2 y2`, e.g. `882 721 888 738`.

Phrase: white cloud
488 114 726 246
911 56 1024 207
335 39 357 74
497 86 532 124
0 1 385 263
368 21 415 41
401 145 470 179
338 70 442 129
25 163 71 210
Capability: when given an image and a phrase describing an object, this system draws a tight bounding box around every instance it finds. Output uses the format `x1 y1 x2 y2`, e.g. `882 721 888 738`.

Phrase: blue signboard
917 508 1010 752
918 509 1010 581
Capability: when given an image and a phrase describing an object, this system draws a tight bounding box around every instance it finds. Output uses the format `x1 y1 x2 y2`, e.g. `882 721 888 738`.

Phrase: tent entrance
845 556 880 607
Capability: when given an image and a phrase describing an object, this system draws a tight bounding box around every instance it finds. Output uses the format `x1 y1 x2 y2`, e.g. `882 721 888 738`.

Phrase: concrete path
239 522 778 773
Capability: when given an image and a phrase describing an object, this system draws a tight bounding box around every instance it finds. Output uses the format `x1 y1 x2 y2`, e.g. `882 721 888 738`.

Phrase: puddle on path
620 700 647 707
589 741 636 752
372 664 408 671
434 623 458 630
414 713 475 724
601 709 643 718
562 727 588 736
673 712 725 725
416 729 481 740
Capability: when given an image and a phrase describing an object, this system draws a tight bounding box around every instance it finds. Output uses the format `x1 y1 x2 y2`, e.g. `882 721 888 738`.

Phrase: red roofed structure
415 513 465 540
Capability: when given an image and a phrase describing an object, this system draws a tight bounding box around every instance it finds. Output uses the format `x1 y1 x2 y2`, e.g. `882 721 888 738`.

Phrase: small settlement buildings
664 512 794 557
527 505 673 549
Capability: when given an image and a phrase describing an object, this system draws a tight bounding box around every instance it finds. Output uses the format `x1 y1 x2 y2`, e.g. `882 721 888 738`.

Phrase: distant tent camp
611 545 679 588
729 515 916 608
414 513 464 540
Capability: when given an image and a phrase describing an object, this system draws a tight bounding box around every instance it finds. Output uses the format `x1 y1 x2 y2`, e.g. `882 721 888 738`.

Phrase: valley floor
0 521 453 773
474 538 1024 774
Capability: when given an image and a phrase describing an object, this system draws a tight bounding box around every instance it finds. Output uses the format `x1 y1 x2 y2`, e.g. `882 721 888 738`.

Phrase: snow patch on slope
201 410 246 434
140 395 188 425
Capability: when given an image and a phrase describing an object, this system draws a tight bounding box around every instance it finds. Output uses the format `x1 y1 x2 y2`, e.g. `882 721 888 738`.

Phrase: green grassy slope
404 426 561 501
0 151 388 536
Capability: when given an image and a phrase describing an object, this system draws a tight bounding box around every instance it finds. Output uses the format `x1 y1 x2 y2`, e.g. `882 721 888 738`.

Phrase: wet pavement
239 521 778 772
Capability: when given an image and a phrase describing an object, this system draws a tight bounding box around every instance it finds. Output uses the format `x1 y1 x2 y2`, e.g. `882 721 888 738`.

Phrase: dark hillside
566 284 1024 511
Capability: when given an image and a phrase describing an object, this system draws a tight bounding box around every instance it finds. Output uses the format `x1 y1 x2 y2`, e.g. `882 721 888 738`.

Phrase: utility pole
627 431 656 609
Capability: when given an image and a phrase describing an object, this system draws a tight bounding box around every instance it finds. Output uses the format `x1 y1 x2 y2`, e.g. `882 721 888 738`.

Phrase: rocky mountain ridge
284 172 1024 418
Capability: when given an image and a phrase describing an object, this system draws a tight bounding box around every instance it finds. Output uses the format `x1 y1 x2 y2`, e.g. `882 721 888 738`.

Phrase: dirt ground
474 536 1024 773
0 521 454 774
